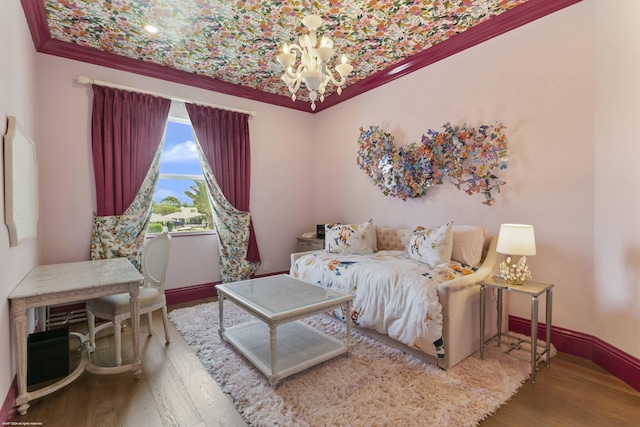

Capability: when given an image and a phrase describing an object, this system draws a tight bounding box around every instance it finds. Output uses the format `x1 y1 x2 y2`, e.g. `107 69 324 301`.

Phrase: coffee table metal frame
216 274 354 386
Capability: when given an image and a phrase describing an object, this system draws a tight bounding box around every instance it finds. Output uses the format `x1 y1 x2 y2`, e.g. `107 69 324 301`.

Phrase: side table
296 236 325 252
479 276 554 384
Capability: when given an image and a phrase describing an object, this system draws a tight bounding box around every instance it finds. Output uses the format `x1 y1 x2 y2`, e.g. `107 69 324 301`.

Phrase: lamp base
498 255 532 286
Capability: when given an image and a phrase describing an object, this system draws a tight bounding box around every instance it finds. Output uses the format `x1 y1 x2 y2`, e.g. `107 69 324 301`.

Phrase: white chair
86 232 172 366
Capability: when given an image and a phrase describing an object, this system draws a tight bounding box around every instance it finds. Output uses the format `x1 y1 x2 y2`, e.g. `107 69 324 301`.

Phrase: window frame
147 115 215 237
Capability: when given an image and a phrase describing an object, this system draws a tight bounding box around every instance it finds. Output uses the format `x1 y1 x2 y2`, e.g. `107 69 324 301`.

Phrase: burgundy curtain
185 104 261 263
92 85 171 216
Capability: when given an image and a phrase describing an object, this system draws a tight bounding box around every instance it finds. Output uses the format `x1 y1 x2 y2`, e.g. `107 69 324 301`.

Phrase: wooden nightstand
296 237 325 252
479 276 554 384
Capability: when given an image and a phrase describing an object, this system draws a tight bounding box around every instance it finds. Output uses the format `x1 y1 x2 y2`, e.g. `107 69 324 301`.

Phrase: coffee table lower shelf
221 320 350 386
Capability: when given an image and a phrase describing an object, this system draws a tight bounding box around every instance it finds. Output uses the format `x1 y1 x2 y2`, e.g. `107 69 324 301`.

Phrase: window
148 102 213 234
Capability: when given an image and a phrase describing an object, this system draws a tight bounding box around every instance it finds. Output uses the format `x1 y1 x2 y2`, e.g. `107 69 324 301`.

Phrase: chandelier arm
282 44 307 79
290 78 302 94
323 67 348 87
320 62 328 77
288 44 303 54
284 65 303 80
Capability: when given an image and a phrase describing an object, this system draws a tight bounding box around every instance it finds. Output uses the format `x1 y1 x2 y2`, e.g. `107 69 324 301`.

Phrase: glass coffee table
215 274 353 386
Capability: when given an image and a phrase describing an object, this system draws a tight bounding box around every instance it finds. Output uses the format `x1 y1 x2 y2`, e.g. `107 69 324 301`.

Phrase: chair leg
114 321 122 366
161 306 171 344
87 311 96 351
147 312 154 336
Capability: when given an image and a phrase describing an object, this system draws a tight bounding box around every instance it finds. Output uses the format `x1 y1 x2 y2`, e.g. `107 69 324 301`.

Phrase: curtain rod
76 76 257 117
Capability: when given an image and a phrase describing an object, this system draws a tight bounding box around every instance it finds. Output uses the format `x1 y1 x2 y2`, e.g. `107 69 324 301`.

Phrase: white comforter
290 250 477 358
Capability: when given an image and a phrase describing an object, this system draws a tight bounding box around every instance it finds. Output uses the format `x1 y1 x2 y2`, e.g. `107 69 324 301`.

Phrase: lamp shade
496 224 536 256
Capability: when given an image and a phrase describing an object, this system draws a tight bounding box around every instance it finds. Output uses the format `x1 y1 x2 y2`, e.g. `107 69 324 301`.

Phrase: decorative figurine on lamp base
499 256 532 285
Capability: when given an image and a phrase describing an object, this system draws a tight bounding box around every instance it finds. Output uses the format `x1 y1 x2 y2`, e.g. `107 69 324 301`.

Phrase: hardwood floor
480 353 639 427
11 299 640 427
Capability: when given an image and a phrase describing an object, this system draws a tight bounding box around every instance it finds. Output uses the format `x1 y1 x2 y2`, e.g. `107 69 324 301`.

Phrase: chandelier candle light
496 224 537 285
276 14 354 111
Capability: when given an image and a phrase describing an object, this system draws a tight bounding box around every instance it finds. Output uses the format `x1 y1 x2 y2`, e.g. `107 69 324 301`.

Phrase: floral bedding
290 250 477 359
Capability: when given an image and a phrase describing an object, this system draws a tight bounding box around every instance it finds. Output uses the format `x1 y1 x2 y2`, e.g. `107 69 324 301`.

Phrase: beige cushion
376 227 413 251
86 287 165 316
451 225 486 267
408 222 454 267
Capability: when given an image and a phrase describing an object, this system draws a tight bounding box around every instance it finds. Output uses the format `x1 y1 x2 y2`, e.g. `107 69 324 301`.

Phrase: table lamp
496 224 536 285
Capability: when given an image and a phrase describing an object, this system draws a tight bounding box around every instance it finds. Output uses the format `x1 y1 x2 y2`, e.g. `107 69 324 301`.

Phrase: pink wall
593 1 640 357
312 0 638 358
0 0 39 408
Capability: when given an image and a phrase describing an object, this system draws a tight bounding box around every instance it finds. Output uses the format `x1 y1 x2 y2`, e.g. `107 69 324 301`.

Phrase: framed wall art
4 116 38 247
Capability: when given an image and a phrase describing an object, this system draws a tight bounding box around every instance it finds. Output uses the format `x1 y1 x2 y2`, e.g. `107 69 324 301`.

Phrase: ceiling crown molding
20 0 581 113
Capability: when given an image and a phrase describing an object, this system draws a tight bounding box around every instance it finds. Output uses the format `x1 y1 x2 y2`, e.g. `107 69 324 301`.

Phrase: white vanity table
8 258 144 415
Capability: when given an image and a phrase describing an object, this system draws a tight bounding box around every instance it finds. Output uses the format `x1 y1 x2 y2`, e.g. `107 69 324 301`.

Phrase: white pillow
408 222 453 267
325 220 375 255
452 225 486 267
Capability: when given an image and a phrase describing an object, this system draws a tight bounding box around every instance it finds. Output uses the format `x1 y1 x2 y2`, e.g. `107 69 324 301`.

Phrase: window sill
147 230 216 238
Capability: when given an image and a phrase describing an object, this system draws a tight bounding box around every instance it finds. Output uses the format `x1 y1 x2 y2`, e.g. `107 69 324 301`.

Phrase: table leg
11 300 30 415
129 283 142 378
269 323 277 386
530 295 538 384
218 295 225 338
496 288 503 347
546 289 553 367
37 306 47 332
480 284 485 359
346 300 352 354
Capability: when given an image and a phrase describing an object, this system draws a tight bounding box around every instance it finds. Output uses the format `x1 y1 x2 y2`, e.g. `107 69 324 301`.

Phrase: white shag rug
169 301 554 427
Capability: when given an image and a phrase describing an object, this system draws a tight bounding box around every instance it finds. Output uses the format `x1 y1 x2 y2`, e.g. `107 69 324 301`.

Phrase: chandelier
276 14 354 111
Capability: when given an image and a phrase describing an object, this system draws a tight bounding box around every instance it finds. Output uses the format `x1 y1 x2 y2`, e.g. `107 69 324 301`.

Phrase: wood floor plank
186 378 247 427
159 319 246 426
480 353 640 427
83 372 162 427
157 317 215 391
115 317 205 427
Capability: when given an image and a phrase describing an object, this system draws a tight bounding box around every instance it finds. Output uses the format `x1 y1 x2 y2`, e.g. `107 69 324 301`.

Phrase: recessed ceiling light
144 24 158 34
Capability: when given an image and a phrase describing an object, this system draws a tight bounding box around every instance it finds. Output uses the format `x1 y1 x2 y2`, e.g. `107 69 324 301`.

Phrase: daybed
290 223 499 370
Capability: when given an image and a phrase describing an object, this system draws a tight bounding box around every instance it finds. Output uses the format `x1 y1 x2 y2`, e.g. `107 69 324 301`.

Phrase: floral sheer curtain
186 104 261 282
89 85 170 269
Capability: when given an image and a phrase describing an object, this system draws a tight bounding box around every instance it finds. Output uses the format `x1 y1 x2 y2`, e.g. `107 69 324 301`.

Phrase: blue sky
154 120 204 204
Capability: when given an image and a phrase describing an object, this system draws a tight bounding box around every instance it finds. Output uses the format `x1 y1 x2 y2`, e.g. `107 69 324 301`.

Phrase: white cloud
161 140 198 163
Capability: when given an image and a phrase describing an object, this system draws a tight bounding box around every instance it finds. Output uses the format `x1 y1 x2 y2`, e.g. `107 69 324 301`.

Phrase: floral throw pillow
325 221 375 255
408 222 454 267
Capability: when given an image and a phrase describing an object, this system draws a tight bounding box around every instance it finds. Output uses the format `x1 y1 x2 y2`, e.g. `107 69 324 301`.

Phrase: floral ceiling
28 0 573 110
